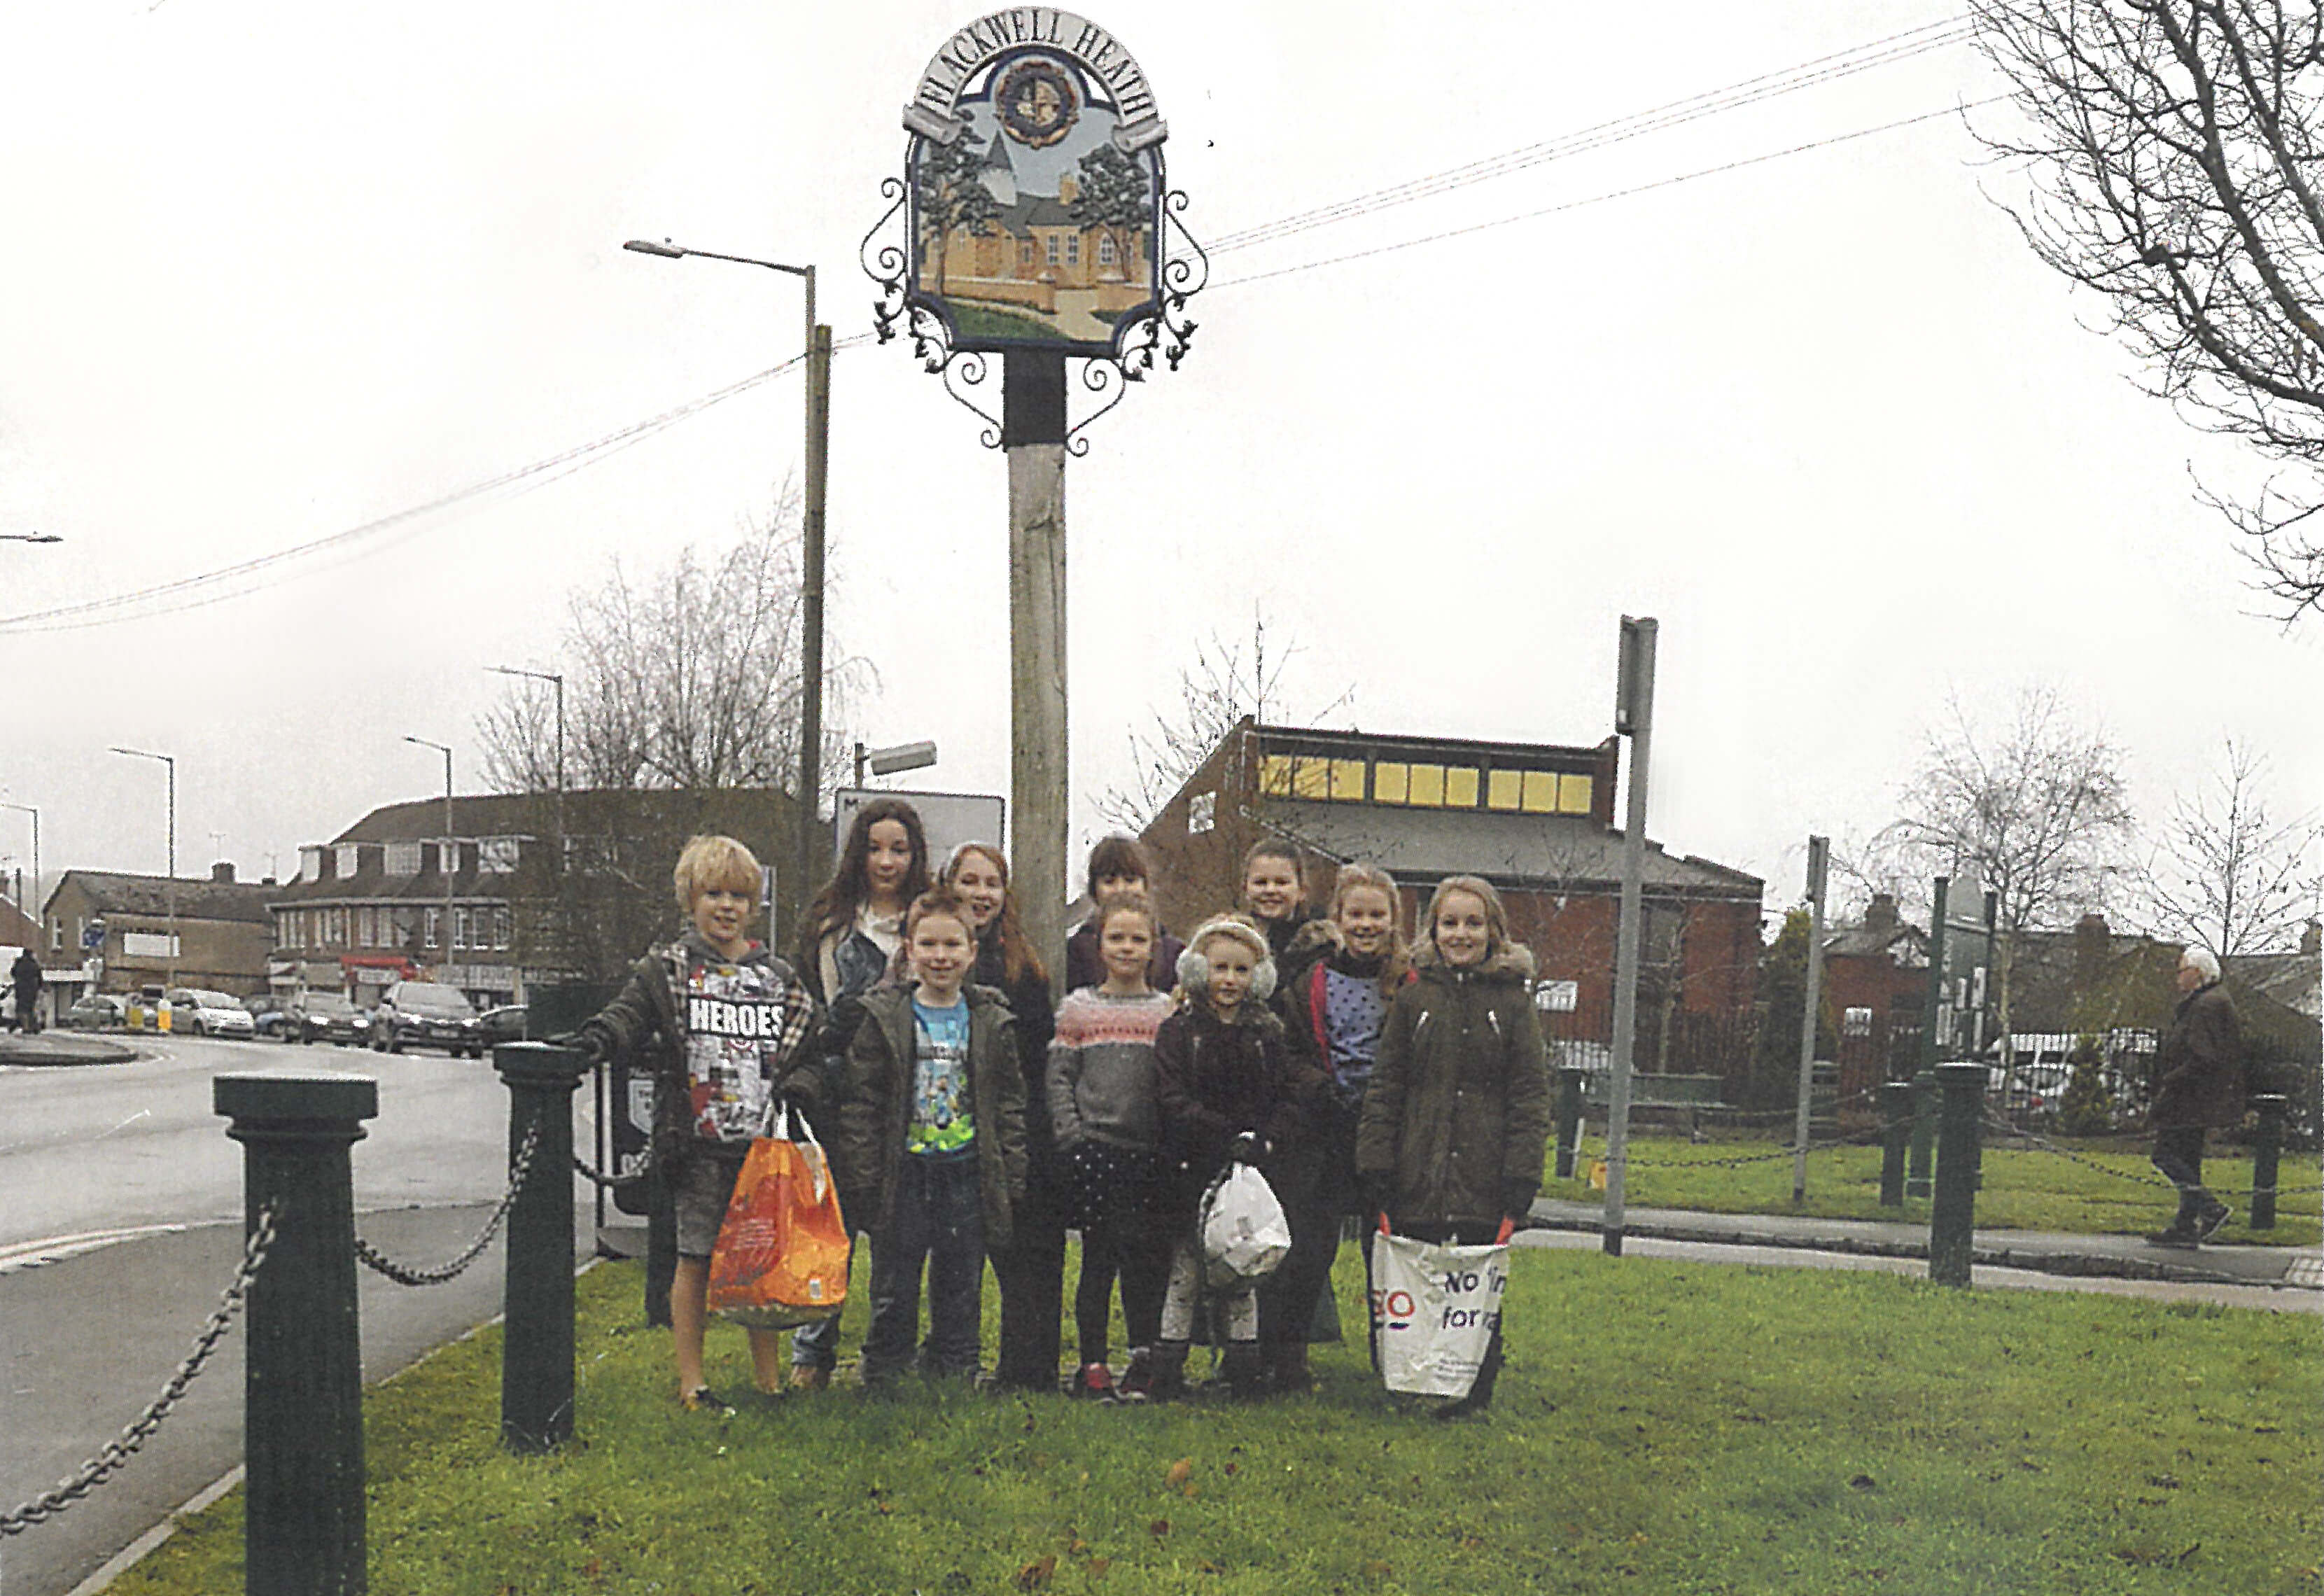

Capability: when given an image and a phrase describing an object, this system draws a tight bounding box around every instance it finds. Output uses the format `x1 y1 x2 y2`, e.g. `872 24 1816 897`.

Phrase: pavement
0 1033 139 1067
1522 1195 2323 1293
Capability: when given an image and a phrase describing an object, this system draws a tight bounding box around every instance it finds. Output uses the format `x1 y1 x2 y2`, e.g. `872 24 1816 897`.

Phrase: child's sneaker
1074 1362 1118 1400
680 1386 734 1416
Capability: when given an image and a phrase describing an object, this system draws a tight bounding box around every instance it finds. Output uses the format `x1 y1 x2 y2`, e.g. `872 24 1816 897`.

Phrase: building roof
2222 948 2321 1021
50 869 274 926
1259 799 1761 900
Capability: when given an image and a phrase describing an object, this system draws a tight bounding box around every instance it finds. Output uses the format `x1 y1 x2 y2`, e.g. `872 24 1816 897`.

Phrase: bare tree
2135 735 2323 956
1970 0 2324 614
1097 608 1352 832
1882 685 2136 1082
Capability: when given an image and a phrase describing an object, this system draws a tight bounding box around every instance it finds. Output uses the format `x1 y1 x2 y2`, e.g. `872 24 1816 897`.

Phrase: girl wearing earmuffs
1147 914 1326 1399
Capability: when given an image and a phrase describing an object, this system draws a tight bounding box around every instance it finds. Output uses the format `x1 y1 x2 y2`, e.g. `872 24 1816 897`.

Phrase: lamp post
0 801 40 932
108 748 176 993
0 532 62 544
622 236 829 939
405 737 455 980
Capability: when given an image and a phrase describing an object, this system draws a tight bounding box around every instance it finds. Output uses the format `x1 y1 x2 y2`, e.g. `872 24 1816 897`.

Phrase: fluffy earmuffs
1176 913 1278 1003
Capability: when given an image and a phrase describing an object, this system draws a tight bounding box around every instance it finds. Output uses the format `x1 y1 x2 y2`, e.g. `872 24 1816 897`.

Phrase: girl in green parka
1354 874 1549 1416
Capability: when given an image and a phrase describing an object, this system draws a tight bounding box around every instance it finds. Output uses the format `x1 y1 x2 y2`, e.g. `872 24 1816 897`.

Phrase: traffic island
0 1032 138 1066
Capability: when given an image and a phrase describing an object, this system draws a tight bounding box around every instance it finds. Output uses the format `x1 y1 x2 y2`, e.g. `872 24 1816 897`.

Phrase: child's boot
1133 1341 1189 1401
1219 1341 1268 1399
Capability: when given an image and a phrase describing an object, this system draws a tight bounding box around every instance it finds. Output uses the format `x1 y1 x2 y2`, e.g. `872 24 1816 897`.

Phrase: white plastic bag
1368 1230 1508 1398
1198 1161 1292 1289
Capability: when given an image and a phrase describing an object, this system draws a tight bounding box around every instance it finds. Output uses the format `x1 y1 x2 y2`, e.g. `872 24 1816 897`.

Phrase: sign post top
904 8 1166 150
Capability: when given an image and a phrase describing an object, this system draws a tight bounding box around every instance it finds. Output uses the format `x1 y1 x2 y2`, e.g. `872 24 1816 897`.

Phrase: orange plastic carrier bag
706 1107 850 1329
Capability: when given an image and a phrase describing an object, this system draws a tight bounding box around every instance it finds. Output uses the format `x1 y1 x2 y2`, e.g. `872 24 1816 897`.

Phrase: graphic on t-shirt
680 958 802 1143
907 998 974 1155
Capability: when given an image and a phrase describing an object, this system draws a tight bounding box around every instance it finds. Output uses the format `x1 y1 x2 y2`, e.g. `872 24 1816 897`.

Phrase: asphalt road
0 1033 600 1596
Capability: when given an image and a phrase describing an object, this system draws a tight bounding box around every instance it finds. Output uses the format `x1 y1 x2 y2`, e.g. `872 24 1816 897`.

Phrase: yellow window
1374 762 1409 804
1521 771 1561 813
1331 759 1366 801
1292 758 1331 799
1446 766 1480 808
1407 764 1446 806
1487 769 1522 811
1560 774 1594 814
1259 755 1295 797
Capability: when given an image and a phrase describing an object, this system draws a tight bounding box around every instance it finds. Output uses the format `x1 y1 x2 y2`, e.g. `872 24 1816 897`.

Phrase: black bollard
1555 1068 1587 1180
2249 1093 2287 1231
1879 1080 1913 1208
1928 1062 1986 1287
215 1070 377 1596
496 1041 585 1452
1906 1068 1937 1200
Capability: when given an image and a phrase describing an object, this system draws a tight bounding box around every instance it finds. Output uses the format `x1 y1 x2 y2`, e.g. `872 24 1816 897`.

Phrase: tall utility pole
109 748 176 993
486 665 566 897
406 738 455 978
1 801 40 930
1004 354 1070 994
1602 616 1656 1257
622 238 827 939
1791 834 1830 1205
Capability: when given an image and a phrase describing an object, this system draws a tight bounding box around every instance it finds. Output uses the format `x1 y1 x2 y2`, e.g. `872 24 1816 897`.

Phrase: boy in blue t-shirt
839 888 1028 1380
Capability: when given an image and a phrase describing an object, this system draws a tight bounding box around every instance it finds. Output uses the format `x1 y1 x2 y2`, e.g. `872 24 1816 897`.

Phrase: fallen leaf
1149 1519 1171 1537
1067 1539 1088 1556
1181 1483 1199 1500
1013 1553 1056 1590
874 1502 894 1516
1166 1458 1194 1488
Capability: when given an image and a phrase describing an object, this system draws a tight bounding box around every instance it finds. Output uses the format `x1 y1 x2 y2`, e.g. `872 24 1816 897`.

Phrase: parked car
372 981 482 1056
244 995 288 1039
475 1004 530 1049
168 988 258 1040
67 993 127 1030
288 992 372 1047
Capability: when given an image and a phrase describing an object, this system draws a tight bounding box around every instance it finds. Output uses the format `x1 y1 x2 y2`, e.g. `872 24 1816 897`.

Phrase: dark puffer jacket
1152 1003 1324 1222
835 983 1028 1248
2150 980 2245 1130
1354 941 1550 1226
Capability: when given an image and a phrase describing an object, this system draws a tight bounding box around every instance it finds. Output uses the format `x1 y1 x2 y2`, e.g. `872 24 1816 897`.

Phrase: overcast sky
2 1 2314 933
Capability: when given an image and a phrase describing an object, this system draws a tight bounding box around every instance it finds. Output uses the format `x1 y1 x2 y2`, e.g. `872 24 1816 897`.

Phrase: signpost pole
1603 616 1656 1257
1908 876 1949 1201
1004 352 1071 997
1791 835 1829 1204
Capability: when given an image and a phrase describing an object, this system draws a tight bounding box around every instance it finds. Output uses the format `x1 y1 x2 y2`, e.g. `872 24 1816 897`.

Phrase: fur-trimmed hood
1284 916 1345 963
1410 938 1536 982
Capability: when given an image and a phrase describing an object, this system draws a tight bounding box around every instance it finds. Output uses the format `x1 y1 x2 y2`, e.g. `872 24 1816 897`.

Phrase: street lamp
405 736 455 979
0 801 40 932
486 664 565 844
0 532 62 544
622 235 830 939
108 748 176 993
853 740 938 787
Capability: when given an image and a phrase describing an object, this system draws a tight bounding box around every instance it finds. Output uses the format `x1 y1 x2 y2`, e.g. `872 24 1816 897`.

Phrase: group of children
580 804 1550 1419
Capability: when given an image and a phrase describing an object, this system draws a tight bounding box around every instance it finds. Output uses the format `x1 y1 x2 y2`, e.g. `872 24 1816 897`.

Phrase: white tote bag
1198 1162 1293 1289
1368 1230 1509 1399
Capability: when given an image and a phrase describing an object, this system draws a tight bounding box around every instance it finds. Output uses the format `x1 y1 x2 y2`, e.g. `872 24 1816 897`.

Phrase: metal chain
1977 1113 2181 1190
355 1122 541 1286
0 1208 276 1537
1690 1084 1884 1126
1564 1132 1882 1172
572 1138 650 1191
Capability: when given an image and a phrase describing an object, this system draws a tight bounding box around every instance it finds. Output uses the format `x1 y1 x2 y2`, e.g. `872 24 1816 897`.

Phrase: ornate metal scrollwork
860 176 911 347
1065 358 1127 456
940 350 1004 449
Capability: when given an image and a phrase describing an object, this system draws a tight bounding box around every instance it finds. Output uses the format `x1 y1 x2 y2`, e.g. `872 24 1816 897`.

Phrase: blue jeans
861 1154 986 1380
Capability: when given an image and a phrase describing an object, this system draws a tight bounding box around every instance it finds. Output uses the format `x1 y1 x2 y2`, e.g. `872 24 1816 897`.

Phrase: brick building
1819 892 1931 1099
42 864 277 1000
1137 719 1764 1079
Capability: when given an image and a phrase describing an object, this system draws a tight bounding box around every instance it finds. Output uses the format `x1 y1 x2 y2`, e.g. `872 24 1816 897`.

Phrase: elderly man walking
2147 946 2245 1246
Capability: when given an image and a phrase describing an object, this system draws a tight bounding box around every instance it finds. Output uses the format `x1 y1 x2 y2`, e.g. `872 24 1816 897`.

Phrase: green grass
948 302 1076 343
1546 1133 2323 1247
111 1245 2321 1595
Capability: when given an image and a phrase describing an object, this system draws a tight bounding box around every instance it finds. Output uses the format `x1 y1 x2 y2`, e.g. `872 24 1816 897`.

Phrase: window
1406 764 1446 806
1188 791 1215 835
1291 759 1329 799
1445 767 1480 808
1559 774 1593 815
479 837 519 874
299 846 323 882
454 909 470 950
1487 769 1523 811
335 844 360 878
1521 771 1560 813
1065 234 1080 267
1374 762 1410 804
386 841 421 876
50 918 62 951
1844 1007 1874 1037
424 909 440 950
1259 755 1294 797
1098 234 1116 266
1045 234 1060 265
358 907 373 947
493 908 512 950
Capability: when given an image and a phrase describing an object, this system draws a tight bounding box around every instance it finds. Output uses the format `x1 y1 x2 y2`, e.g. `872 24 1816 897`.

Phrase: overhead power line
1216 97 2010 290
1209 15 1972 255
